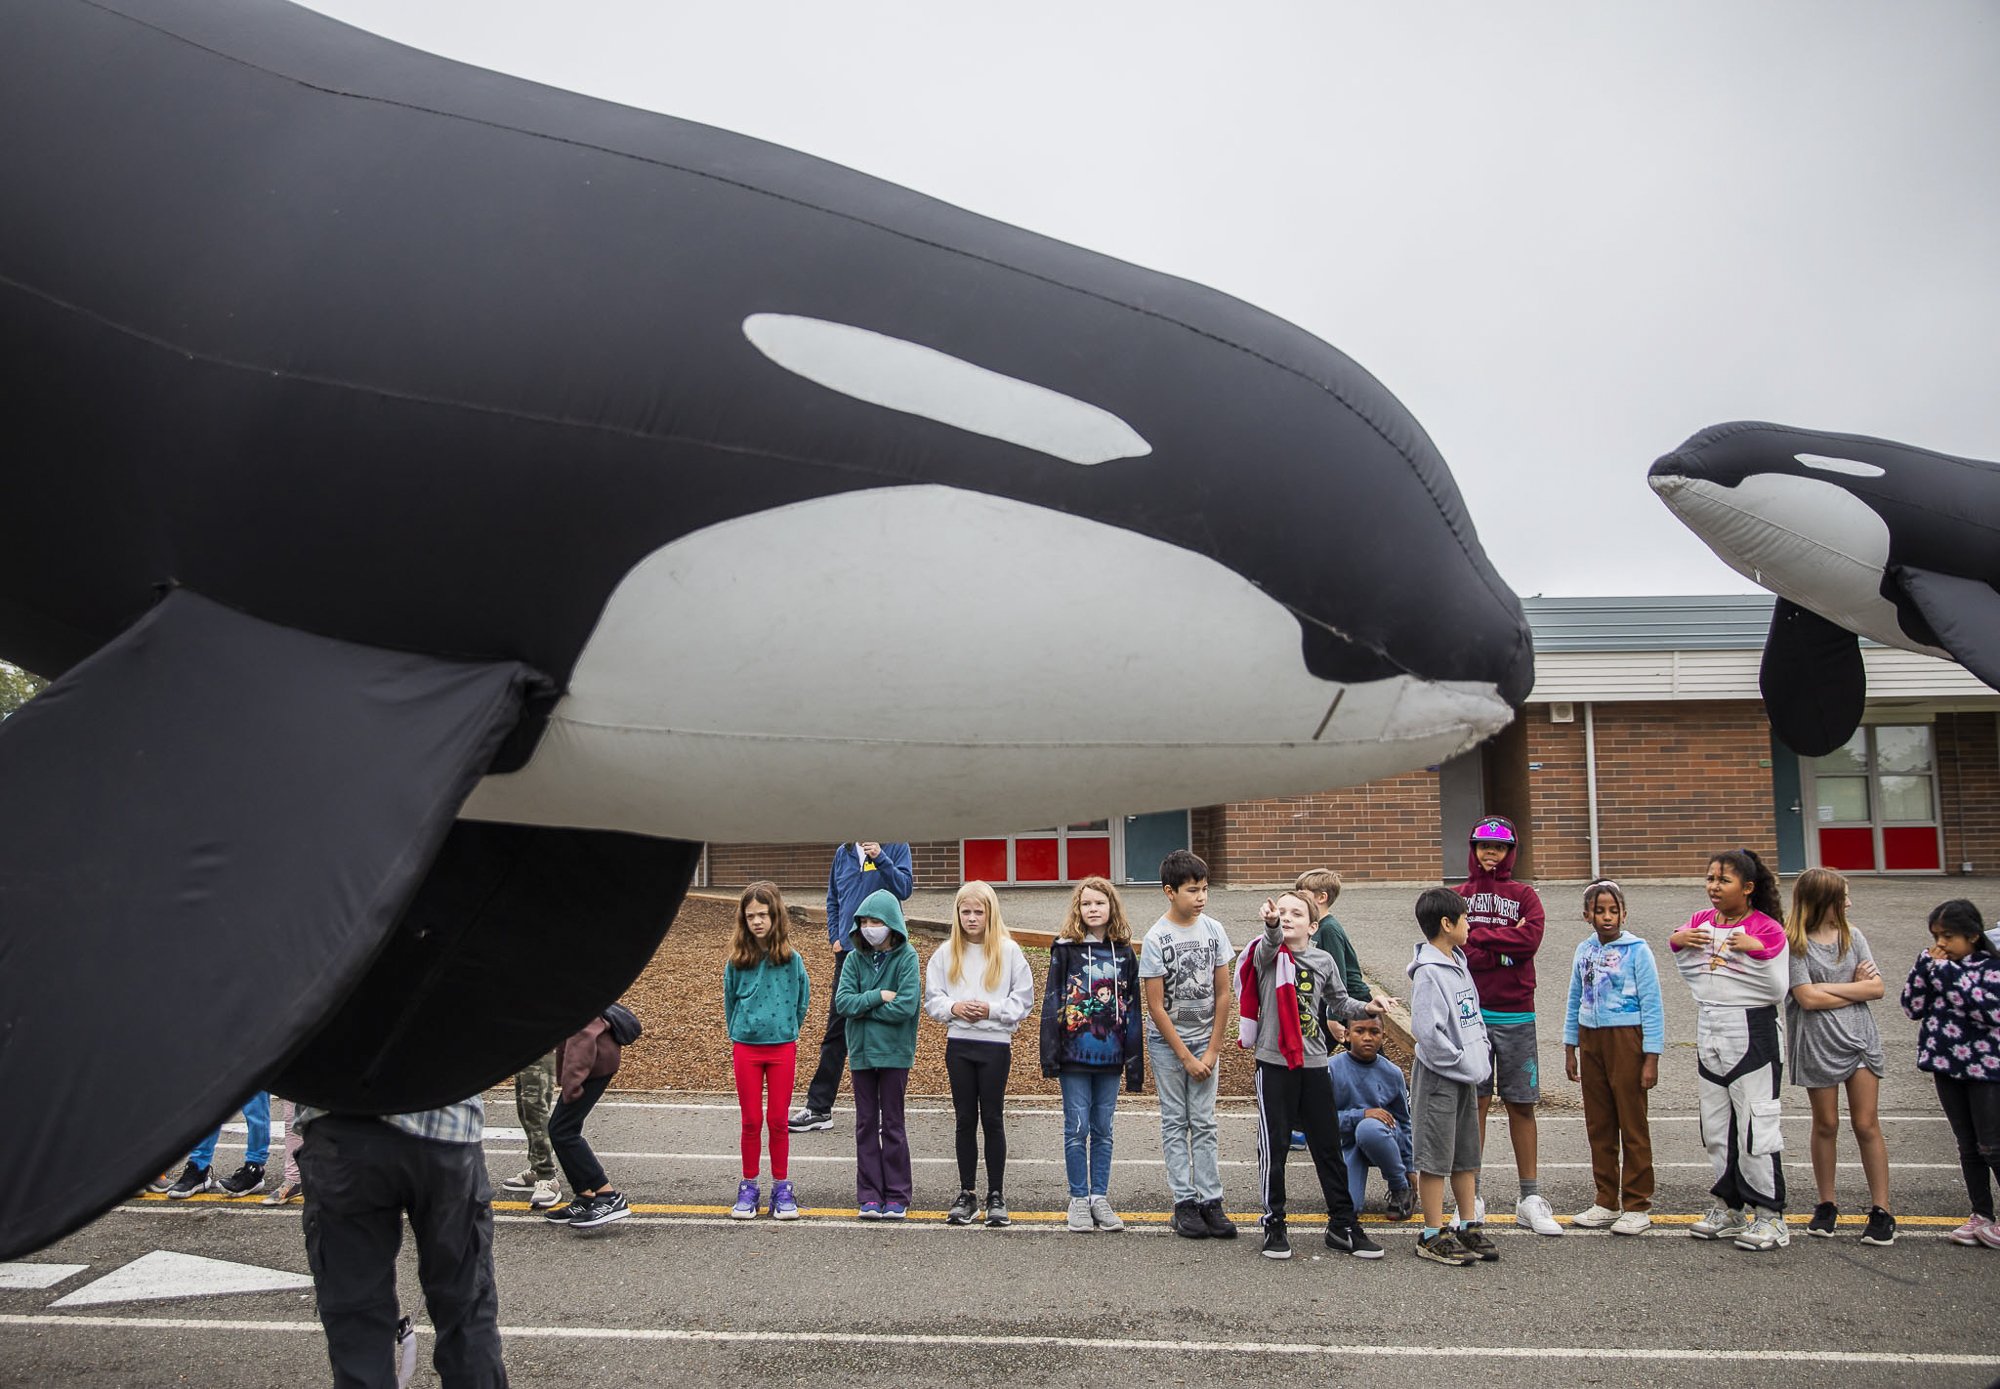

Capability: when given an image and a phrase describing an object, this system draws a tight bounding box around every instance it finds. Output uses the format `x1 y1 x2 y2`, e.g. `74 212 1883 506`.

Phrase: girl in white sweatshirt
924 880 1035 1226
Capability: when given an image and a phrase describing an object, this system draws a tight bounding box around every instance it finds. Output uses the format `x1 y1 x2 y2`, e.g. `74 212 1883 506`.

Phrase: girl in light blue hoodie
1562 881 1665 1234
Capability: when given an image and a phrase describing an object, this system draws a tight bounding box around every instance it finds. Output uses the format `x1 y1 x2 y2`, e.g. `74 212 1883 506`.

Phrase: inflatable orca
1649 421 2000 756
0 0 1531 1258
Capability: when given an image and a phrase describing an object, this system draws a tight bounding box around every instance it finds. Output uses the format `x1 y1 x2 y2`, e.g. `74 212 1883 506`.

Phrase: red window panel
1014 837 1060 882
1881 826 1941 872
962 839 1008 883
1817 827 1876 872
1066 838 1111 881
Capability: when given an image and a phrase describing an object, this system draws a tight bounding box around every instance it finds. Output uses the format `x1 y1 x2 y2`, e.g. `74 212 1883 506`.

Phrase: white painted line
224 1121 528 1142
585 1099 1951 1123
2 1314 1991 1367
0 1263 87 1290
50 1252 314 1308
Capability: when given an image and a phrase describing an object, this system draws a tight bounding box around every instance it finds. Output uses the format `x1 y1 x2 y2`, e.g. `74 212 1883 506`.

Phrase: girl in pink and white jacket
1902 898 2000 1249
1670 848 1790 1252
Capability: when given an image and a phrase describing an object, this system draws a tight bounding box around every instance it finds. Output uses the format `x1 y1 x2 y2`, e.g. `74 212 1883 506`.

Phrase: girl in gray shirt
1784 868 1894 1245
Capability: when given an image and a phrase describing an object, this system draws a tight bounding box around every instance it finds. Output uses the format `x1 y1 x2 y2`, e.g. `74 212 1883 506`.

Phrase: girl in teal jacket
724 881 811 1220
835 887 921 1217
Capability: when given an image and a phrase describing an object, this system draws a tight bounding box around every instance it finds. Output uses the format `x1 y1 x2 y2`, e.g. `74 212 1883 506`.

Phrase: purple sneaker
769 1180 800 1220
730 1179 759 1220
857 1201 882 1220
883 1201 908 1220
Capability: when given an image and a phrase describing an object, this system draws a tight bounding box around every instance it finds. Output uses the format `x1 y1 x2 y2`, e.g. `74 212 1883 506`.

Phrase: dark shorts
1477 1019 1540 1104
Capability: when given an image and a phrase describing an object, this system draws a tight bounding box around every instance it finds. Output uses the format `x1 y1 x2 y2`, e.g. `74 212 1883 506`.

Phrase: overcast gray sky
303 0 2000 598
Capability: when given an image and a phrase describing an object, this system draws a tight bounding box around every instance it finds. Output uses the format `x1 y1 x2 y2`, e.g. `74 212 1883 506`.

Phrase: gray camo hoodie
1406 941 1493 1085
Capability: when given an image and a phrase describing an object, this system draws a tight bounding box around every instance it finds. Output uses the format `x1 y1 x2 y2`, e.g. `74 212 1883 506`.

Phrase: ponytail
1709 847 1782 920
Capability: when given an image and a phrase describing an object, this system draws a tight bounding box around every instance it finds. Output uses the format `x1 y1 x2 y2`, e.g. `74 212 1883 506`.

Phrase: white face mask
858 923 891 947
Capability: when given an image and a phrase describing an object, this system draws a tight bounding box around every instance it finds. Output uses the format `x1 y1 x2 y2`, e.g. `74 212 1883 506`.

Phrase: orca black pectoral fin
1889 565 2000 691
0 590 538 1260
1760 597 1867 758
274 821 699 1112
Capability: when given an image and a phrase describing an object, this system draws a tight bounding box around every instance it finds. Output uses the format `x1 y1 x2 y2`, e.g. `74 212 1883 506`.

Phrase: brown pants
1579 1025 1654 1211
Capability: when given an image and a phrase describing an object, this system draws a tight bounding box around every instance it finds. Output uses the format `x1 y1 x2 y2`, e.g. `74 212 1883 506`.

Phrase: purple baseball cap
1469 817 1516 846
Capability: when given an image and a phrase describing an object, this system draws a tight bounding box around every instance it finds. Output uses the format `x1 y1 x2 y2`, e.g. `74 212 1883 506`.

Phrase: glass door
1806 725 1941 872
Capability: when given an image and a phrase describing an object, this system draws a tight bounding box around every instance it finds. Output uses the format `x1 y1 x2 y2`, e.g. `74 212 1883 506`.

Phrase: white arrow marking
51 1251 313 1308
0 1263 87 1290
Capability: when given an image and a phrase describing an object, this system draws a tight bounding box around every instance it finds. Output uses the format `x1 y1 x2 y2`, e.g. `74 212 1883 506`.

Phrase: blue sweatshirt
1562 930 1667 1053
1330 1049 1413 1168
825 843 913 950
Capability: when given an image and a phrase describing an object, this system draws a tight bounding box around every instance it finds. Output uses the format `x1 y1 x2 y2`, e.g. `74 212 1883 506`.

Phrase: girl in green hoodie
835 886 921 1218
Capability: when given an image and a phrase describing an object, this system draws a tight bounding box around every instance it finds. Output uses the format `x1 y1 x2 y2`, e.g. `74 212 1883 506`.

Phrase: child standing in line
1902 899 2000 1249
1562 880 1664 1236
1041 876 1144 1233
725 880 811 1221
836 887 920 1219
1240 890 1392 1260
1140 849 1238 1240
1455 816 1558 1237
1331 1014 1415 1222
1406 887 1495 1266
1671 848 1790 1252
1295 867 1366 1151
1784 867 1894 1245
924 880 1035 1228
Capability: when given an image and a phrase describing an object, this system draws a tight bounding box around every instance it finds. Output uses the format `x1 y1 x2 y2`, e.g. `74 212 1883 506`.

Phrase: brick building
703 596 1999 890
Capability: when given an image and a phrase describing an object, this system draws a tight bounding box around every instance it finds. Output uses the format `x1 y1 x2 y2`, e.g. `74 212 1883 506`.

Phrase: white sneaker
1451 1195 1486 1225
1089 1195 1124 1231
501 1169 536 1193
1610 1210 1653 1236
1689 1205 1749 1240
1516 1194 1563 1236
1571 1203 1619 1229
1733 1213 1790 1251
1066 1197 1094 1232
529 1178 563 1210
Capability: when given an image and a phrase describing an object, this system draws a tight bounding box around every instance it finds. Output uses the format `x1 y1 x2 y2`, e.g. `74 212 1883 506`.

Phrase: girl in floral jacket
1902 898 2000 1249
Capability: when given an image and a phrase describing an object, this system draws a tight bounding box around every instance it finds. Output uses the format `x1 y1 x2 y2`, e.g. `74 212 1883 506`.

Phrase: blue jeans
1059 1070 1119 1198
1148 1036 1222 1203
1344 1115 1412 1214
190 1091 272 1169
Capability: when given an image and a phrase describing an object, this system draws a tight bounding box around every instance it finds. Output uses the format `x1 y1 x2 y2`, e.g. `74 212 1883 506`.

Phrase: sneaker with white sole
1807 1201 1838 1237
948 1190 980 1226
260 1180 304 1207
1261 1218 1292 1259
1089 1195 1124 1231
501 1169 537 1193
1516 1193 1563 1236
529 1178 562 1209
1733 1213 1790 1251
786 1108 834 1133
1610 1209 1652 1236
984 1193 1011 1228
571 1190 631 1229
1689 1205 1749 1240
216 1163 266 1198
166 1162 215 1199
730 1179 760 1220
1451 1195 1486 1225
1948 1213 1991 1246
143 1170 176 1195
769 1180 800 1220
1571 1203 1619 1229
1860 1207 1897 1246
1385 1185 1417 1222
1066 1196 1094 1231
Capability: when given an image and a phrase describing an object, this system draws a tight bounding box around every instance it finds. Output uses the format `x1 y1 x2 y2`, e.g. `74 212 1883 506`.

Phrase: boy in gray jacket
1239 890 1393 1261
1407 887 1496 1267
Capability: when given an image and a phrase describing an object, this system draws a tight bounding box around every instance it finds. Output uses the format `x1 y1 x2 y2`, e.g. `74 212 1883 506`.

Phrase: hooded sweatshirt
1456 841 1546 1018
833 887 921 1069
1039 937 1145 1089
1562 930 1667 1052
1242 919 1370 1069
1406 940 1492 1085
824 843 913 950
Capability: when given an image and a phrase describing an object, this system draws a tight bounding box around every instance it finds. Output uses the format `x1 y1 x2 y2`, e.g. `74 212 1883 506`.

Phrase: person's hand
1184 1054 1213 1082
879 989 897 1003
1564 1045 1579 1083
1726 929 1757 953
1364 1107 1396 1129
1640 1054 1660 1091
1928 944 1951 961
1260 897 1280 927
1363 997 1394 1016
1671 927 1711 950
1327 1020 1348 1044
859 841 883 860
1854 958 1880 982
964 1000 990 1021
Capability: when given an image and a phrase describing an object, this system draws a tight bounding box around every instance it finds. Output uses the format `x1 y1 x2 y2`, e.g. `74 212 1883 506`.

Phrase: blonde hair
1785 866 1852 960
1058 876 1132 945
947 880 1012 992
730 881 795 969
1293 869 1342 909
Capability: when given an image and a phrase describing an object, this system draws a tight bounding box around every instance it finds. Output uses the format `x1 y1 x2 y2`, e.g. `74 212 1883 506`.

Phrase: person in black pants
296 1102 507 1389
544 1015 630 1229
791 840 913 1131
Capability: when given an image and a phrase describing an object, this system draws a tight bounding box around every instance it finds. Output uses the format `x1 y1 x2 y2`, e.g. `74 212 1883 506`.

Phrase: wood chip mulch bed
606 895 1412 1098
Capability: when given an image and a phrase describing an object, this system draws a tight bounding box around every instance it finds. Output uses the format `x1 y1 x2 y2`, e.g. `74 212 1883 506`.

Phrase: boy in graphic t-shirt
1139 849 1237 1241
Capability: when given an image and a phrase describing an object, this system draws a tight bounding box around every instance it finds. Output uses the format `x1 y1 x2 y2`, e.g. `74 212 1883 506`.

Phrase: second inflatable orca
1649 421 2000 756
0 0 1531 1257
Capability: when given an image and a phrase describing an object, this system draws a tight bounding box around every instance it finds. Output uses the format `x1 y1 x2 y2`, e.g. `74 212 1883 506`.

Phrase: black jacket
1040 939 1145 1091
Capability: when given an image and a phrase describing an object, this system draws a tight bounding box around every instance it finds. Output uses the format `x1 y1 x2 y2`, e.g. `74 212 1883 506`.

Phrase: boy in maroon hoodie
1455 816 1561 1237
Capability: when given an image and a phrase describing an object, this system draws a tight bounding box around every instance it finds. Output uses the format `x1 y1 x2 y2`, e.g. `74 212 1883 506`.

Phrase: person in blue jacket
790 840 913 1132
1331 1014 1416 1221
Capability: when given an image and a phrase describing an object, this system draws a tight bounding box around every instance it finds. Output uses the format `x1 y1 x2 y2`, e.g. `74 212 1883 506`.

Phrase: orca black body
0 0 1531 1257
1649 421 2000 755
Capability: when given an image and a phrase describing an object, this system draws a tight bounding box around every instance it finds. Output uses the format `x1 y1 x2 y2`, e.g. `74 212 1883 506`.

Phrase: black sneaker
946 1190 979 1226
1171 1199 1210 1239
544 1196 590 1224
1807 1201 1839 1237
1415 1228 1478 1266
571 1190 631 1229
216 1162 266 1198
786 1108 834 1133
1323 1222 1356 1255
1341 1222 1384 1259
1261 1218 1292 1259
984 1193 1011 1228
1456 1223 1500 1262
1199 1198 1237 1239
166 1162 214 1199
1386 1185 1417 1222
1860 1207 1898 1246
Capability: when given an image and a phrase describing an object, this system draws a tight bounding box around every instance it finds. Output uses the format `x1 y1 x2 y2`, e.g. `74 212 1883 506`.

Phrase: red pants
732 1041 797 1180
